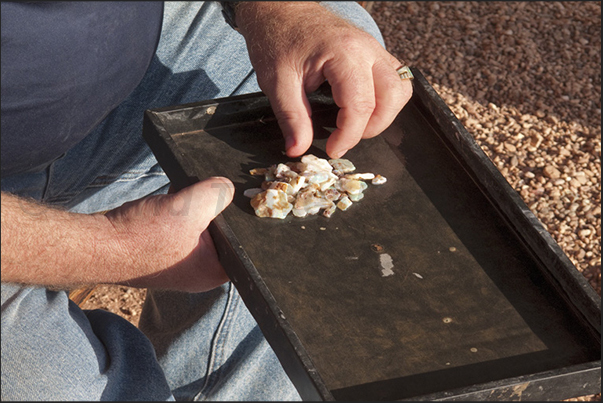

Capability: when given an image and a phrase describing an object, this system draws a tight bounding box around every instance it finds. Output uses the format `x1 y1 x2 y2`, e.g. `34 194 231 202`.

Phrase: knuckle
273 108 307 124
347 99 376 115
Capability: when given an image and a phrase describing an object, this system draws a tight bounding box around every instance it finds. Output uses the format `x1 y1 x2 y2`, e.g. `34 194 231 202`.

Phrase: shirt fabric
1 1 164 176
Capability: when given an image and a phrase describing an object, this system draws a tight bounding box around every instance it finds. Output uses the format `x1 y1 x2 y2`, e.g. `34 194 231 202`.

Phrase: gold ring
396 66 413 80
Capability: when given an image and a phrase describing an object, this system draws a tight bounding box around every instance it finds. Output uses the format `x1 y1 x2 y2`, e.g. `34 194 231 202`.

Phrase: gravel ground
373 1 600 297
80 1 601 400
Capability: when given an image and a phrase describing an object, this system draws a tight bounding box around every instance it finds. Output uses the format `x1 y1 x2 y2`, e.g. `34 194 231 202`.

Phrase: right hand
104 177 234 293
236 2 412 160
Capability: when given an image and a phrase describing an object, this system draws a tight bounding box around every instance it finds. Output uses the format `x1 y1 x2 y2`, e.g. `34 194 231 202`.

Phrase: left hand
236 1 412 159
104 177 234 293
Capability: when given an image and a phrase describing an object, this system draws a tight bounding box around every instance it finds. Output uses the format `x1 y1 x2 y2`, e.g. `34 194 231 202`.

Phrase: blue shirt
1 1 164 176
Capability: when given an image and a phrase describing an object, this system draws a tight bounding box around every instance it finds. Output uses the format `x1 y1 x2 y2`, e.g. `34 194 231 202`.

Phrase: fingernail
333 148 348 159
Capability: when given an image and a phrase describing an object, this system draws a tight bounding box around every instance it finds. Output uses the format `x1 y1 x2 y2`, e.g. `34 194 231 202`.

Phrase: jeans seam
88 172 167 187
42 172 168 204
194 283 238 400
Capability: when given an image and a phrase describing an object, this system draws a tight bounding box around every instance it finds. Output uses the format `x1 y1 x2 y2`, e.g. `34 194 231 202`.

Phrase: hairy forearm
1 178 234 293
1 192 125 288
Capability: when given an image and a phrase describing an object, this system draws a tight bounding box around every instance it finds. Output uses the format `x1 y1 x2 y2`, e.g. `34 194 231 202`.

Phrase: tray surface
143 76 601 401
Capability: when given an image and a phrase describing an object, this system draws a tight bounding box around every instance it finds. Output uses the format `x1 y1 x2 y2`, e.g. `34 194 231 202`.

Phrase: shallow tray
142 68 601 401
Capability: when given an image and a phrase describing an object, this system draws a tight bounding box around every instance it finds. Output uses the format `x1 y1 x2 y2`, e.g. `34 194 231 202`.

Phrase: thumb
166 176 235 228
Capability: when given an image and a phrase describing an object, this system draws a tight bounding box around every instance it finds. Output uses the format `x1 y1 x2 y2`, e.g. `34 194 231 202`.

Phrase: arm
1 177 234 292
234 1 412 159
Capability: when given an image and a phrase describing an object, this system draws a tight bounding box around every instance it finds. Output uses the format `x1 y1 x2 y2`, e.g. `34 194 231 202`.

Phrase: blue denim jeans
1 2 384 400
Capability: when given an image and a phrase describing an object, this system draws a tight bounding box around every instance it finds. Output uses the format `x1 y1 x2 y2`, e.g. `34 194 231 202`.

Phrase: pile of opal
244 154 386 219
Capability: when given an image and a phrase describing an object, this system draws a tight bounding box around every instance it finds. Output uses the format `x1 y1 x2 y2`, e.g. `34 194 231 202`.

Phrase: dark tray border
142 68 601 401
409 69 601 337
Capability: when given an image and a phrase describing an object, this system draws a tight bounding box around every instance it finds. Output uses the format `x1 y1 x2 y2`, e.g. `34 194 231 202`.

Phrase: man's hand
236 2 412 159
104 177 234 292
1 177 234 293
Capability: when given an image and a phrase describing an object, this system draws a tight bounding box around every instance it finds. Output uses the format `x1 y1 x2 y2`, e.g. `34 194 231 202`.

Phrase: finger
362 61 413 139
265 74 314 158
185 178 234 291
194 228 230 290
324 67 376 159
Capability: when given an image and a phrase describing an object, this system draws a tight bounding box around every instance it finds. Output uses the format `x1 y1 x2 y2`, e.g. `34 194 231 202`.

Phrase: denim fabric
1 1 384 400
